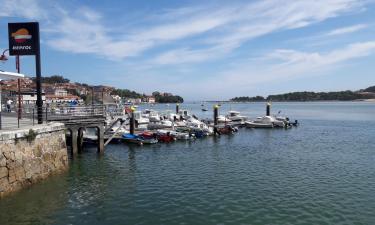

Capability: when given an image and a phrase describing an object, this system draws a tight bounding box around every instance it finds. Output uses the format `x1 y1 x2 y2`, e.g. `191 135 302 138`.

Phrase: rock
14 151 23 162
33 145 43 157
0 177 9 192
8 172 16 184
0 167 8 179
0 155 6 167
14 167 26 180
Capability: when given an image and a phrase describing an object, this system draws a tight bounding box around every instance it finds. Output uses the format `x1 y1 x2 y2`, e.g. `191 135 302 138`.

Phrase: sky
0 0 375 100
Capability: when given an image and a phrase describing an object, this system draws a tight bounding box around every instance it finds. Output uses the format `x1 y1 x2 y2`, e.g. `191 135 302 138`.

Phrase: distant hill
363 86 375 93
230 86 375 102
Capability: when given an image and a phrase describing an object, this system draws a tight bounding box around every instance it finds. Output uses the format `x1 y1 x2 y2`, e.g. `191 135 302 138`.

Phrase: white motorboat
217 115 232 123
133 111 150 125
147 120 173 130
186 117 213 135
142 109 161 122
226 111 248 122
158 129 192 140
245 116 285 128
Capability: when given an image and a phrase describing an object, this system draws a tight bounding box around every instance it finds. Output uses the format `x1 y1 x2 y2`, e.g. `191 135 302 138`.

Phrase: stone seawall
0 123 68 198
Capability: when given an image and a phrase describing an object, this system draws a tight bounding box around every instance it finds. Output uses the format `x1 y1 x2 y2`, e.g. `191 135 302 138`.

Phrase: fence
0 104 106 130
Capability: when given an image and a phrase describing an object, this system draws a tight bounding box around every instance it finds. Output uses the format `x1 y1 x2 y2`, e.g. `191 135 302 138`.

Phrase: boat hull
245 122 274 128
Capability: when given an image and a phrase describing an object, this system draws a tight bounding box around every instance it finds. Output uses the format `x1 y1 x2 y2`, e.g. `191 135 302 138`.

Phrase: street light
0 49 9 61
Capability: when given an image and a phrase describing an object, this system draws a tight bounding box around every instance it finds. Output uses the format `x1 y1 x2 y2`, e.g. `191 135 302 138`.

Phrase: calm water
1 102 375 225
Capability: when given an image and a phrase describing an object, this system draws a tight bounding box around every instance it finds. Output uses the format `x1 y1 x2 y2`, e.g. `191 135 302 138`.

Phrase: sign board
8 22 40 56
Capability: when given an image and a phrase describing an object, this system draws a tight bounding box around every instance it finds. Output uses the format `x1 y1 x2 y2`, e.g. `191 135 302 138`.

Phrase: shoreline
201 99 375 103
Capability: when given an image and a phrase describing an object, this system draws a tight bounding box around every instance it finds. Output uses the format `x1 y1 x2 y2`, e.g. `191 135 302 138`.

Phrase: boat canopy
228 111 240 115
0 70 25 81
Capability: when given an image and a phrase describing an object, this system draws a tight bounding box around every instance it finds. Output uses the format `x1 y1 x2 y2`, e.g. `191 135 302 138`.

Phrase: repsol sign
8 22 40 56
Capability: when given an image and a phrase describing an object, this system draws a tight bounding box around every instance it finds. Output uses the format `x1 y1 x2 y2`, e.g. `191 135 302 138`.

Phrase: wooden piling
214 104 219 135
78 128 84 153
176 103 179 114
98 125 104 154
130 106 135 135
266 102 271 116
71 128 79 156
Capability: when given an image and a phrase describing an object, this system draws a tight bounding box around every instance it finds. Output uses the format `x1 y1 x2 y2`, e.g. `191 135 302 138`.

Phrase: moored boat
122 133 143 145
245 116 285 128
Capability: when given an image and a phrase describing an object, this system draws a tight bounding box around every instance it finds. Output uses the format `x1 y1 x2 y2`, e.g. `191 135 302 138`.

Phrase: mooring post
176 103 179 114
214 104 219 136
71 127 79 156
78 128 84 153
130 106 135 135
266 102 271 116
98 125 104 154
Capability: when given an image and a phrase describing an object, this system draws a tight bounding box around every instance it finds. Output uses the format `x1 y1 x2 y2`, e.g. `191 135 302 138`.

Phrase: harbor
1 101 375 225
1 0 375 224
83 102 299 148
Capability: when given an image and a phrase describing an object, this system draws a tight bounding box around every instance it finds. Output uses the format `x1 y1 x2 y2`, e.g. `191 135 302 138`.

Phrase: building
142 96 156 104
20 91 46 105
145 96 155 103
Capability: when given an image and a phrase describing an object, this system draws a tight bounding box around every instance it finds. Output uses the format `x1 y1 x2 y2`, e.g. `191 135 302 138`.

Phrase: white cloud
0 0 369 62
0 0 47 19
327 24 368 36
151 0 367 65
233 41 375 84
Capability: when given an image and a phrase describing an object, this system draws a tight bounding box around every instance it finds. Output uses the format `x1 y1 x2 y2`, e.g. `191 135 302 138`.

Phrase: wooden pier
46 105 106 155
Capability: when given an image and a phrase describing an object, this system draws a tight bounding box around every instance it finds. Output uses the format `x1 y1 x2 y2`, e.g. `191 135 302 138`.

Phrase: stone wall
0 123 68 198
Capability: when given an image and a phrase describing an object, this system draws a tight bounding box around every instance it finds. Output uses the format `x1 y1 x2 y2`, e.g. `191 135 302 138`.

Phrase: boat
156 130 176 143
147 120 173 130
186 116 213 135
122 133 143 145
139 131 158 144
217 115 231 123
226 111 248 122
245 116 285 128
217 124 238 134
148 110 161 122
201 108 208 111
169 130 194 140
133 111 150 126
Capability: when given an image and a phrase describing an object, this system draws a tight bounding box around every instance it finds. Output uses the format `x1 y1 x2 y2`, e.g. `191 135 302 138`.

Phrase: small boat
245 121 274 128
156 130 176 143
217 115 231 123
158 134 175 143
226 111 248 122
201 108 208 111
217 125 238 134
245 116 285 128
169 130 194 140
139 131 158 144
122 133 143 145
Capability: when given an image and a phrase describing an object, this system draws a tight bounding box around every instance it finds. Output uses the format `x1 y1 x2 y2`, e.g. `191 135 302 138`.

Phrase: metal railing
45 104 105 121
0 105 36 130
0 104 106 130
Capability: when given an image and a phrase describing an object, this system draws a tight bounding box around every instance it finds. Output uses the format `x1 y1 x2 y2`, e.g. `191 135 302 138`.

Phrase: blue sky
0 0 375 100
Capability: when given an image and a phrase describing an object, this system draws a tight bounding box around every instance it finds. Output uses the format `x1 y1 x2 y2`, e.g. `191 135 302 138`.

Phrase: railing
0 104 106 130
0 105 37 130
45 105 105 121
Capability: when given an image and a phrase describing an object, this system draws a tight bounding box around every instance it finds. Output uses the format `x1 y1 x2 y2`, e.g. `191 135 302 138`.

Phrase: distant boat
201 108 208 111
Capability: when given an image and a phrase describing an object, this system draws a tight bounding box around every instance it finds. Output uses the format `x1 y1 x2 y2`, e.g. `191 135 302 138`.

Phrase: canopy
0 70 25 81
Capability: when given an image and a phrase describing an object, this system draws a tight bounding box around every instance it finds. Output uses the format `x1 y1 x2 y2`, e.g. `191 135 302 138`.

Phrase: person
6 99 12 112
